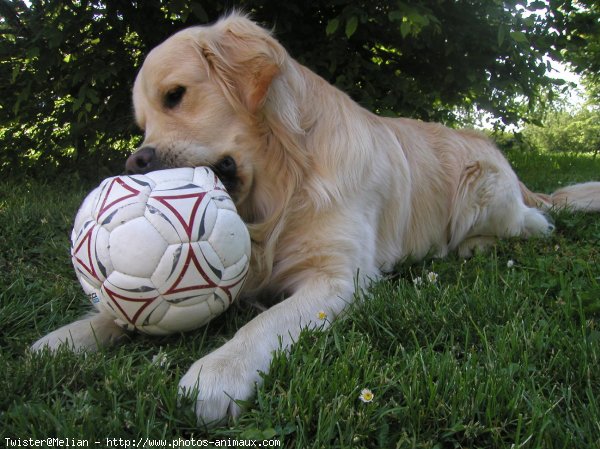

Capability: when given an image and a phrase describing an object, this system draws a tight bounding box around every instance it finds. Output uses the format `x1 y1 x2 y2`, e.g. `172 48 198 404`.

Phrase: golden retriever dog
33 13 600 425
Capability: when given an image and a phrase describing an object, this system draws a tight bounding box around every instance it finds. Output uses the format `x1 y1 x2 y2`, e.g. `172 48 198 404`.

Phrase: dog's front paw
31 313 127 353
178 341 265 426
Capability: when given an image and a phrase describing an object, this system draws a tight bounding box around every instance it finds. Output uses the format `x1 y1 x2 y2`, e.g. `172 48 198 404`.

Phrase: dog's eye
164 86 186 109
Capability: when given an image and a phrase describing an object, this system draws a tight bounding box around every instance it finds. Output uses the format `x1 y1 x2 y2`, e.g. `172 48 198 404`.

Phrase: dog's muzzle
125 146 162 175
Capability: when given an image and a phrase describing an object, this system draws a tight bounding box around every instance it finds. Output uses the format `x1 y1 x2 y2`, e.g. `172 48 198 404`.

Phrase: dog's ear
199 14 285 114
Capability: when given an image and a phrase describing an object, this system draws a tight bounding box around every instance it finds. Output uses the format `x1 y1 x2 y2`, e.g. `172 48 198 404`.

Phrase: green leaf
261 428 278 439
528 1 547 11
72 95 84 112
326 18 339 36
87 89 99 104
407 11 428 27
240 429 267 440
497 25 506 47
510 31 529 43
400 21 411 38
345 16 358 39
11 64 20 84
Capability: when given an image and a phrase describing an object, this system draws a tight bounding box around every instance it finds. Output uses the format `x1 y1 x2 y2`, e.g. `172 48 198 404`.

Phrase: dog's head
128 13 301 212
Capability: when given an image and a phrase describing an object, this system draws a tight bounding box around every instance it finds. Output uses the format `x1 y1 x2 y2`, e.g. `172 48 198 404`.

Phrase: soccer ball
70 167 251 335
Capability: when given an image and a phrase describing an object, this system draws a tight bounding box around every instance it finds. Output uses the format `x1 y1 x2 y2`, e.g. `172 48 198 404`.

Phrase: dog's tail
520 181 600 212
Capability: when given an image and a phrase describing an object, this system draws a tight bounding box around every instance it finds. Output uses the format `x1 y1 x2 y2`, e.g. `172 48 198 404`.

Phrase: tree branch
0 0 30 37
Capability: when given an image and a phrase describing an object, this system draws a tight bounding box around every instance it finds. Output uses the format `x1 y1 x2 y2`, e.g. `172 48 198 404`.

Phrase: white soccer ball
70 167 251 335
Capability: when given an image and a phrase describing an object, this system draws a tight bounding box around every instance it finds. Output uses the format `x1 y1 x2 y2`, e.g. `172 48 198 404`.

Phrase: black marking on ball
206 258 222 279
101 209 118 226
156 183 198 192
146 204 160 215
165 294 198 304
198 204 208 239
142 308 157 326
147 203 168 218
97 258 108 278
213 195 231 203
168 245 183 281
146 203 181 241
120 285 155 293
128 178 152 188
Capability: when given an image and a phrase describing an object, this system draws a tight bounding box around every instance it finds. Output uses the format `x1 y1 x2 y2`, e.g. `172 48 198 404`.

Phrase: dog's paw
31 328 76 353
30 314 127 353
178 341 264 426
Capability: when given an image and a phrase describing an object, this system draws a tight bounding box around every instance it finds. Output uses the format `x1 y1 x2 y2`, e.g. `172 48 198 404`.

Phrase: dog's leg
31 311 127 353
450 161 554 254
178 275 354 426
457 236 497 258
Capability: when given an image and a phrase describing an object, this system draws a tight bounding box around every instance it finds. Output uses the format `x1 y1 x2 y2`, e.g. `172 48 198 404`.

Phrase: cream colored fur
32 13 600 425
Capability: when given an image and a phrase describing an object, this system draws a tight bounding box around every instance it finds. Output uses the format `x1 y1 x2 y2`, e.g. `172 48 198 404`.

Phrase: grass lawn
1 150 599 448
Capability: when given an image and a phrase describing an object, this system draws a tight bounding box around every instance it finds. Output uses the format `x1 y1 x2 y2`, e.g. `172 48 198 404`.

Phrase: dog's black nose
125 146 161 174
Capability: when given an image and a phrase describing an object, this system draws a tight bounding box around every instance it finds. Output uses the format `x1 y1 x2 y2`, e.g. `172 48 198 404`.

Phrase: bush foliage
522 107 600 156
0 0 600 173
2 0 594 176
